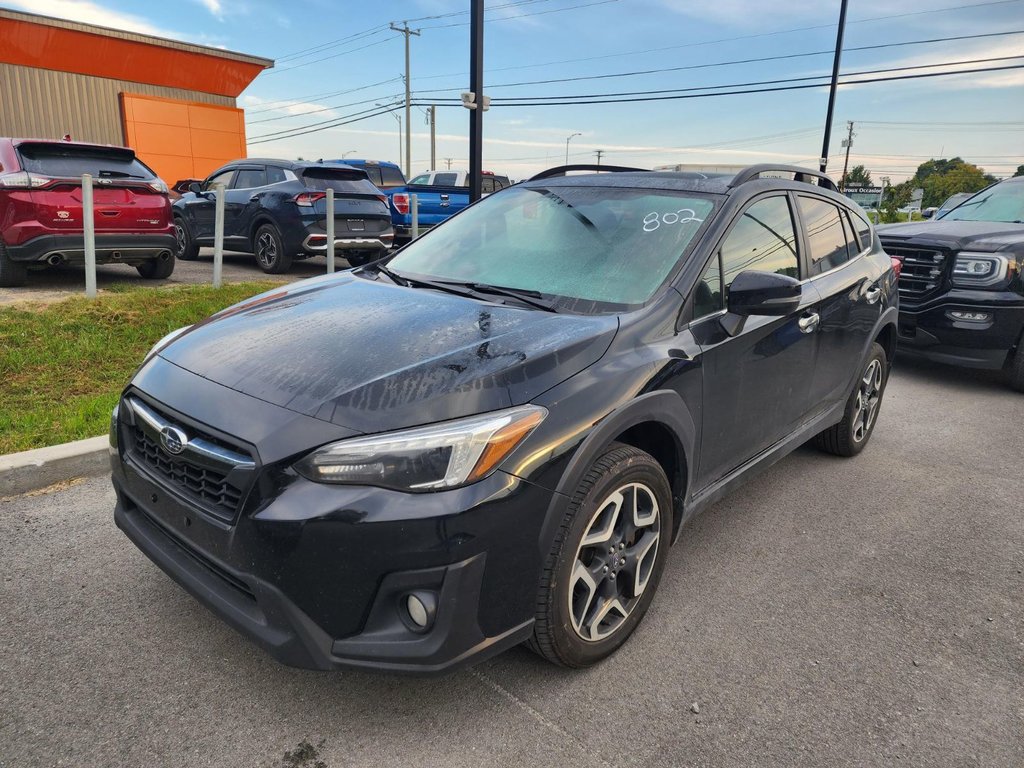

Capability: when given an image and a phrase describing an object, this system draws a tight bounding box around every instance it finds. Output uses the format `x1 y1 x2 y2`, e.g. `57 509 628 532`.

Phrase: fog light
404 591 437 632
948 310 991 322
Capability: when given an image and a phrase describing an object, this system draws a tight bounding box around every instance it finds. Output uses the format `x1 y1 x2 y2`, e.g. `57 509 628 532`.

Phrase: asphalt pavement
1 359 1022 767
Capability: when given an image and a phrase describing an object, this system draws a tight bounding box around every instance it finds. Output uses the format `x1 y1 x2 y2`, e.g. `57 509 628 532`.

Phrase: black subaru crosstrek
878 176 1024 391
111 164 898 673
172 159 393 273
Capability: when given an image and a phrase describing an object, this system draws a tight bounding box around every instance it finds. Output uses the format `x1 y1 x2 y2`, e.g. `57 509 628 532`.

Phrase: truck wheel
136 252 175 279
1007 334 1024 393
814 342 888 457
173 216 200 261
0 239 28 287
253 224 292 274
528 443 672 668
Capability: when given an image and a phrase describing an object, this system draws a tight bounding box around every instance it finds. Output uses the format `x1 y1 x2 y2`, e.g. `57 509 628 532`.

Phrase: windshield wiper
436 281 560 312
373 263 409 286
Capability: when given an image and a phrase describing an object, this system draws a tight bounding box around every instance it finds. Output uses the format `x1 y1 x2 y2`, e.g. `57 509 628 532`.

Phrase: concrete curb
0 435 110 497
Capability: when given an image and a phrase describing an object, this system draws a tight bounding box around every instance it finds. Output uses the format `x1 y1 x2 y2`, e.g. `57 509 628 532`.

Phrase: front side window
203 170 234 190
941 181 1024 224
388 185 716 311
720 196 799 297
798 196 853 275
693 254 723 319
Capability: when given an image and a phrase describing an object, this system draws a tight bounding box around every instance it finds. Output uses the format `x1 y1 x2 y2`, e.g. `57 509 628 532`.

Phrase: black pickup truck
878 175 1024 390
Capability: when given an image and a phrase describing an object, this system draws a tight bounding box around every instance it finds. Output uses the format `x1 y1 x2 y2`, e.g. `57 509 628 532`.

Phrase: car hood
877 220 1024 252
159 273 617 434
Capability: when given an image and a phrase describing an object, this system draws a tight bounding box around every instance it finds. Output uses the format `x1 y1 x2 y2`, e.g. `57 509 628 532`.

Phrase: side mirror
188 181 203 196
721 270 802 336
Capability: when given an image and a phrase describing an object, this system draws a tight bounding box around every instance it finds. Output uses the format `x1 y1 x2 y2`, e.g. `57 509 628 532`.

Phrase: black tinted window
17 145 154 179
693 254 723 319
266 166 286 184
233 168 266 189
300 169 375 195
361 166 384 186
482 177 496 194
850 209 872 250
434 173 458 186
381 166 405 186
720 196 799 295
203 170 234 190
799 197 853 275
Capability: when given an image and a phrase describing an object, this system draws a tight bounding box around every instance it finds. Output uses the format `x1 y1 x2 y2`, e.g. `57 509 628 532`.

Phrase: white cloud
193 0 224 20
4 0 184 38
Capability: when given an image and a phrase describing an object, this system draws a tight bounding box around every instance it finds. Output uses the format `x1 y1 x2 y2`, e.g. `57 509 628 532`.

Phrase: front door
183 168 235 240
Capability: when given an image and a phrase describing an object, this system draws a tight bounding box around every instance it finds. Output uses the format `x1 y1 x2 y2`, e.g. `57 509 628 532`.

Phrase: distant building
0 8 272 185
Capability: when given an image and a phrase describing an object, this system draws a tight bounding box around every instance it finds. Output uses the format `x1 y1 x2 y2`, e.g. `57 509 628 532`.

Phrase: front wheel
253 224 292 274
528 443 672 668
1007 334 1024 393
814 342 888 456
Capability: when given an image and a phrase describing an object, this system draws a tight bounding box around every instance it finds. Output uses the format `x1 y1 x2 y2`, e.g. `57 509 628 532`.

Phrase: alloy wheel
256 231 278 268
568 482 661 642
174 223 187 255
852 358 883 442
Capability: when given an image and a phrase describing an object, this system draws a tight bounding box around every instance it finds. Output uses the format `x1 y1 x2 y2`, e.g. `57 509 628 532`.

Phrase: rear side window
482 177 496 194
300 168 375 195
381 166 405 186
433 173 458 186
410 174 431 185
798 196 855 275
360 166 384 186
17 144 155 180
233 168 266 189
720 196 799 295
266 166 286 184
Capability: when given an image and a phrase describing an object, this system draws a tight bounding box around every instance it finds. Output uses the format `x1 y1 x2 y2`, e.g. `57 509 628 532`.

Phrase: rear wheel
814 342 888 456
0 239 28 287
1007 335 1024 393
345 250 381 268
529 443 672 667
136 252 175 279
173 216 199 261
253 223 292 274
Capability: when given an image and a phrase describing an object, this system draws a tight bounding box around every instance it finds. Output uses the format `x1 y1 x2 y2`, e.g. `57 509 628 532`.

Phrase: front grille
883 242 951 303
125 396 255 524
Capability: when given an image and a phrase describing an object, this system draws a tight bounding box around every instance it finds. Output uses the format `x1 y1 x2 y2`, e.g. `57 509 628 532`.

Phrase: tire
0 239 28 287
173 216 200 261
136 252 175 279
253 223 292 274
1007 335 1024 393
814 342 888 457
345 250 380 268
528 442 672 668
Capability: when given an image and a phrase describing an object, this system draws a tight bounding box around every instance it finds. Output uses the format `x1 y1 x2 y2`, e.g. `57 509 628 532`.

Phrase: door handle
798 312 820 334
865 285 882 305
439 194 449 200
249 194 261 202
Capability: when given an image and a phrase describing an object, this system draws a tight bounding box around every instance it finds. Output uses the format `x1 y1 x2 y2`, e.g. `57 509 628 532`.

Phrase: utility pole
429 105 437 170
468 0 484 202
444 157 453 170
595 149 604 167
840 120 855 190
565 132 581 165
390 21 421 178
819 0 849 174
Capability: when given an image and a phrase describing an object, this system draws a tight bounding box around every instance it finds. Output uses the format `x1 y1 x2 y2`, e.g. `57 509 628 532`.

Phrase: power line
415 0 620 30
263 36 395 75
245 78 403 115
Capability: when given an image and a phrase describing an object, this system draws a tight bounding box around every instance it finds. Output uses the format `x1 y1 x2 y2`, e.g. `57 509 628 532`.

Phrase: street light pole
565 132 581 165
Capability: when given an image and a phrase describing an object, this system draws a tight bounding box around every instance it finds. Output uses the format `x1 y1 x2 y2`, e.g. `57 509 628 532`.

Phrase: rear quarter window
17 145 155 180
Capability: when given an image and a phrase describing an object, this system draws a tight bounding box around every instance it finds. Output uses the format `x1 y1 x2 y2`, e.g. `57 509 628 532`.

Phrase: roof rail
528 164 650 182
729 164 839 192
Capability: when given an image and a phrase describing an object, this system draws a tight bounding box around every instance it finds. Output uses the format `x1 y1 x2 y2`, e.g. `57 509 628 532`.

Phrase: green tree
909 158 996 208
1014 164 1024 178
840 164 872 189
880 181 913 223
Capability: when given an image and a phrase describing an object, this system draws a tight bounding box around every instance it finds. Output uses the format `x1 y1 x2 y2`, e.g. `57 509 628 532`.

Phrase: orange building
0 8 273 185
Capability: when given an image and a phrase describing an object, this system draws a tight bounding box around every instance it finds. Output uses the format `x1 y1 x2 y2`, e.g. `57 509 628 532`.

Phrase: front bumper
7 232 177 265
110 422 552 673
897 289 1024 369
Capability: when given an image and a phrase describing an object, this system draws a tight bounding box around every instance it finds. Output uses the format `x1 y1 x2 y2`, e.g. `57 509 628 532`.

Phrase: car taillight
294 191 326 207
0 171 49 188
148 178 169 194
392 193 409 214
890 256 903 278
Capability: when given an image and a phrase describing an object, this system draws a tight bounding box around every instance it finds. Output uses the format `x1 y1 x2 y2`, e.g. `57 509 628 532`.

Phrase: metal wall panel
0 63 235 145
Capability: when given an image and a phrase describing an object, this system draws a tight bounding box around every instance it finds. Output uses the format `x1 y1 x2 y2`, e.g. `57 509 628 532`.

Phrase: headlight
294 405 547 491
952 252 1010 287
143 325 191 363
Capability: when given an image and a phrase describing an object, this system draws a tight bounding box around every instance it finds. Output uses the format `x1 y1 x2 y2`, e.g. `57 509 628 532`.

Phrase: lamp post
376 103 403 170
341 150 355 159
565 132 581 166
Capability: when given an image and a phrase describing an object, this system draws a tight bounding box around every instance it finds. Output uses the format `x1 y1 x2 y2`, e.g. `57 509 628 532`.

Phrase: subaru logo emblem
159 426 188 455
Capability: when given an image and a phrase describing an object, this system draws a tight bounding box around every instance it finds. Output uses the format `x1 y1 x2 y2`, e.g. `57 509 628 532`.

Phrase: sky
7 0 1024 182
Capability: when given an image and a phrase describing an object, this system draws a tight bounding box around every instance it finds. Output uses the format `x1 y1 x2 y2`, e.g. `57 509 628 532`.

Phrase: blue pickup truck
387 170 512 244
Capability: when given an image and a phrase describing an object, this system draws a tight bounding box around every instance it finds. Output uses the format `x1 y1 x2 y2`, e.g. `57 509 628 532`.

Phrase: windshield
387 185 715 311
941 181 1024 223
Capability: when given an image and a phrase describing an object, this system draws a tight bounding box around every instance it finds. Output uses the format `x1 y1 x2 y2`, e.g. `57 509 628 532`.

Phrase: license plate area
346 219 365 232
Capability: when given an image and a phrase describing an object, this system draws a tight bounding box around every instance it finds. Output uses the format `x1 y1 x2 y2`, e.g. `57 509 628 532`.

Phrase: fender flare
537 389 698 555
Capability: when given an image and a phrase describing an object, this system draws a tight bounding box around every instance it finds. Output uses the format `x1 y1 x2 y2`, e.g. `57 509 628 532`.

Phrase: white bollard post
326 188 335 273
213 183 225 288
410 193 419 240
82 173 97 298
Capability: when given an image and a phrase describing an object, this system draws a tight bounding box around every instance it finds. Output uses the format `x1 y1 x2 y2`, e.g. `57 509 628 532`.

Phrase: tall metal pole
213 183 225 288
840 120 855 190
565 132 581 165
430 105 437 170
468 0 484 202
391 22 421 179
819 0 849 174
82 174 96 298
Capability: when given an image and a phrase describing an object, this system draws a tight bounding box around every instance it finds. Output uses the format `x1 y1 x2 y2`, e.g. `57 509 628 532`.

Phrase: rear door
795 194 883 409
690 194 820 490
16 143 169 234
299 167 390 239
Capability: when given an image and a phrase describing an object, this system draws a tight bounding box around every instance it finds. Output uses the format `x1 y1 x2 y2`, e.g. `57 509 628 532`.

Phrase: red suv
0 138 177 287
